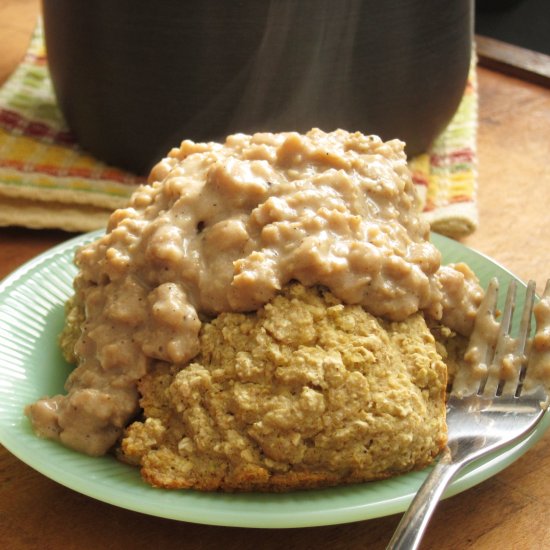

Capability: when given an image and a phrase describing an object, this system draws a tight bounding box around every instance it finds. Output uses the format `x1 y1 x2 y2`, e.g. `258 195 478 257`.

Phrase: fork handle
387 447 461 550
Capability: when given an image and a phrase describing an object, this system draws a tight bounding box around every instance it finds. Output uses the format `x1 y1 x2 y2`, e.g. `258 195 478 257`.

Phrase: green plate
0 231 548 528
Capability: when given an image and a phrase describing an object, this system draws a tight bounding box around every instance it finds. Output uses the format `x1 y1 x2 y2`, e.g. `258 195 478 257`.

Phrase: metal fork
387 278 550 550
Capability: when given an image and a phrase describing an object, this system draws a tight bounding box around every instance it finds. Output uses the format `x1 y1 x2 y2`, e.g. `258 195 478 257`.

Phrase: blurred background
476 0 550 56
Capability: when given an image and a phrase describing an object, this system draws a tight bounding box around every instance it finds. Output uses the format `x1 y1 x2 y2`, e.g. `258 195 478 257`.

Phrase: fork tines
455 277 549 399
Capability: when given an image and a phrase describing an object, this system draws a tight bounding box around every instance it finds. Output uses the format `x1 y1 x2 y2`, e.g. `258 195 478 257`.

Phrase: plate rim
0 230 548 528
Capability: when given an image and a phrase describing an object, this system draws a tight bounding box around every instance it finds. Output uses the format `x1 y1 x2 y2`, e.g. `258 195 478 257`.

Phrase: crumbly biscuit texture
427 320 469 386
120 284 447 491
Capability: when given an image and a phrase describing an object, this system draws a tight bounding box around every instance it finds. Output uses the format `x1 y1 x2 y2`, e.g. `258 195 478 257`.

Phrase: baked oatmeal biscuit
121 284 448 491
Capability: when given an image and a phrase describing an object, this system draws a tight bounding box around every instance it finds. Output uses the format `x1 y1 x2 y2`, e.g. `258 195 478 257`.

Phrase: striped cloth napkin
0 21 478 237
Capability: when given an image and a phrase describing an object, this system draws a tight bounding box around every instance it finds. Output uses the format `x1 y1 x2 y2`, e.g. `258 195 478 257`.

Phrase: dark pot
43 1 473 175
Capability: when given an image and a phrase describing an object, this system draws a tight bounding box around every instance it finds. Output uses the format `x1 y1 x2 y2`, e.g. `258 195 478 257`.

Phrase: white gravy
26 129 485 455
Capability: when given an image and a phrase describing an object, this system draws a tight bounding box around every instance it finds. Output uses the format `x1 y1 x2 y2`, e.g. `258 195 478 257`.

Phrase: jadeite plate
0 231 548 528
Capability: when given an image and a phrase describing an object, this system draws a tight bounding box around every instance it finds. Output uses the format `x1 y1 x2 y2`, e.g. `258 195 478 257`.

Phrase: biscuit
120 284 448 492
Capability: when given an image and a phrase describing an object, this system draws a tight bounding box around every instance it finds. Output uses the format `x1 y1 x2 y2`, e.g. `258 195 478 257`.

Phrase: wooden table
1 2 549 549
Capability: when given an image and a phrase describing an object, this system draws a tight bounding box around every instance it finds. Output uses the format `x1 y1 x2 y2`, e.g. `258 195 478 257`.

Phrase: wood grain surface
1 1 549 549
476 34 550 88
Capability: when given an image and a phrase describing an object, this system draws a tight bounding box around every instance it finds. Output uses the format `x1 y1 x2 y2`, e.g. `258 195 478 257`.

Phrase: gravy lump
26 129 478 456
529 287 550 391
454 279 550 396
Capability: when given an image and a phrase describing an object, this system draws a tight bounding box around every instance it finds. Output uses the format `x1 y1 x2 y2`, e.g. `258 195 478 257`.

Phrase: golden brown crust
120 284 448 492
58 294 85 365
